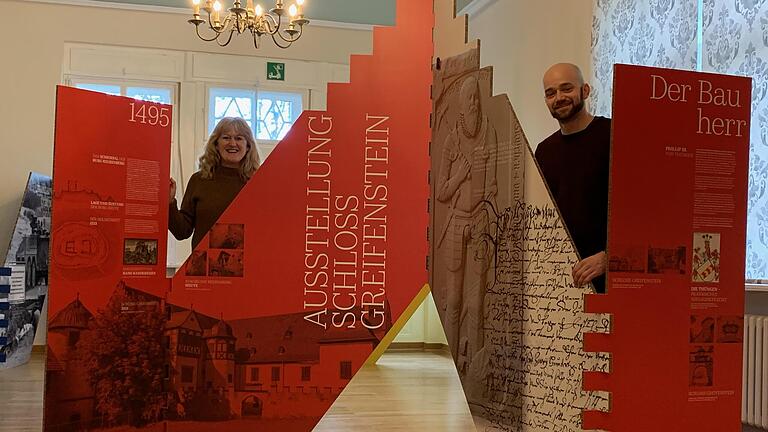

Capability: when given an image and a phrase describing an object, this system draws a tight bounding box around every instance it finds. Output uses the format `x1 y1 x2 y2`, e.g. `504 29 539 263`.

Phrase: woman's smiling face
216 126 248 168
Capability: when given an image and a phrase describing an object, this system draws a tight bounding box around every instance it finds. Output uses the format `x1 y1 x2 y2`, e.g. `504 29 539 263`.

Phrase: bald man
535 63 610 293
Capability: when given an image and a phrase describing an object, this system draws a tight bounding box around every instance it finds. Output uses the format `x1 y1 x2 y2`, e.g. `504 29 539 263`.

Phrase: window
71 80 174 105
75 83 120 95
208 87 304 142
250 367 259 382
271 366 280 381
301 366 311 382
181 366 194 383
339 361 352 380
68 330 80 347
209 87 256 133
255 91 303 141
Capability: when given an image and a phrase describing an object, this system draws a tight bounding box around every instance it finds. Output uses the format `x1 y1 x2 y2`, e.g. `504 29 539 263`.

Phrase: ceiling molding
24 0 374 30
457 0 498 17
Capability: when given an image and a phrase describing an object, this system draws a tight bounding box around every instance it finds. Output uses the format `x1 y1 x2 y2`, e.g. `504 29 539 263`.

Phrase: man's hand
456 156 472 181
572 251 607 287
169 178 177 202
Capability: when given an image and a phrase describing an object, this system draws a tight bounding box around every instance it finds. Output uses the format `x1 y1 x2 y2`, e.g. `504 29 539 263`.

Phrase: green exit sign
267 62 285 81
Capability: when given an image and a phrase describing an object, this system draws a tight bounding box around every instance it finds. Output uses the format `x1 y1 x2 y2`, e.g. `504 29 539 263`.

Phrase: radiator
744 314 768 428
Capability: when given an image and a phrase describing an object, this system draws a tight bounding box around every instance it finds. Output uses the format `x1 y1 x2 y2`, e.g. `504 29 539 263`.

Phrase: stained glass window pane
256 91 304 141
209 88 257 134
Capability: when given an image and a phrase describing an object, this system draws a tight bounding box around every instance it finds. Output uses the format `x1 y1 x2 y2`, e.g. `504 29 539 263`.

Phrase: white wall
0 0 373 345
393 293 448 345
465 0 594 147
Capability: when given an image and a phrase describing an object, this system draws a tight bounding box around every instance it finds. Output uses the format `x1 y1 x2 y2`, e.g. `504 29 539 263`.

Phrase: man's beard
550 97 584 121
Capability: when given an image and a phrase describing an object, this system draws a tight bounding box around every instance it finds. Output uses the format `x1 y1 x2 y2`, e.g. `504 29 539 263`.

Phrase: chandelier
189 0 309 49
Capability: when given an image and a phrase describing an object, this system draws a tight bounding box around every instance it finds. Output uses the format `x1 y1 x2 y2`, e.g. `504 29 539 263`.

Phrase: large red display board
584 65 751 431
45 1 432 431
46 87 172 430
165 2 432 429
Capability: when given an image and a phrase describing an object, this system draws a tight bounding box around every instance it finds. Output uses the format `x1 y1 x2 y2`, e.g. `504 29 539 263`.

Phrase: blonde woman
169 117 260 248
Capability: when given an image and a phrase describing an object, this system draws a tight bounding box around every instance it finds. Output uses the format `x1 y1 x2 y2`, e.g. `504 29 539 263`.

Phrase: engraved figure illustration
431 3 611 427
435 72 498 374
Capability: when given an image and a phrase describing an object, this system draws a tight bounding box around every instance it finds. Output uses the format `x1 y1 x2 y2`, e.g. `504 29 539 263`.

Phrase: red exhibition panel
46 87 172 430
45 1 432 430
166 1 432 430
584 64 750 431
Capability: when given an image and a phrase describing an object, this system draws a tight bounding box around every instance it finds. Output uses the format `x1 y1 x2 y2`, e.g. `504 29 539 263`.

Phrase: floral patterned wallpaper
702 0 768 280
591 0 699 115
591 0 768 280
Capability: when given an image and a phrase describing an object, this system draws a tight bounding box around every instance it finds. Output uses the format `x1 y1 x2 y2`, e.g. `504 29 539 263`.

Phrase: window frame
205 83 308 161
66 76 178 106
207 86 258 136
254 87 306 142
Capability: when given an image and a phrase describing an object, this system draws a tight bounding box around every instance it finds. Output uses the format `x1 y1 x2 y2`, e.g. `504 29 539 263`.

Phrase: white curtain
591 0 768 280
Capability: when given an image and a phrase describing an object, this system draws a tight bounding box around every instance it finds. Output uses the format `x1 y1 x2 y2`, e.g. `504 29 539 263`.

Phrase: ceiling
94 0 397 25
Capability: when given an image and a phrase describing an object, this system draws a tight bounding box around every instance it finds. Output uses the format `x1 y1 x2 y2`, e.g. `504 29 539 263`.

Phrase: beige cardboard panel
431 2 611 430
434 0 478 61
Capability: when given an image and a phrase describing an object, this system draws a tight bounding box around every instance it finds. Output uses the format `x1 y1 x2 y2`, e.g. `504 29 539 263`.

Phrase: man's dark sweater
535 116 611 293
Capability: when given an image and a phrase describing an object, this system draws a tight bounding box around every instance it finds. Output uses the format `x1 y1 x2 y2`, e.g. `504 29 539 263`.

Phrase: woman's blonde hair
199 117 261 181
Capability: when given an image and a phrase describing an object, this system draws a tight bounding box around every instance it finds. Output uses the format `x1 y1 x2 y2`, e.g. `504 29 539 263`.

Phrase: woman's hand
169 178 177 202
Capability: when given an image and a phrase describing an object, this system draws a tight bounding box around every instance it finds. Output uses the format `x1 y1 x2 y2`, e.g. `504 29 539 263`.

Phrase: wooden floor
0 348 476 432
3 349 762 431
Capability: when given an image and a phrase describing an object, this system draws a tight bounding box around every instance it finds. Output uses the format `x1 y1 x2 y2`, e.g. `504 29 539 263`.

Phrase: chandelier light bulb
213 1 221 11
288 4 297 17
255 4 263 16
192 0 200 15
296 0 304 5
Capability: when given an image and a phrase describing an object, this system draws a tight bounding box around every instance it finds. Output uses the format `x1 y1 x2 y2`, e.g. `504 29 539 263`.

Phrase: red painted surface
584 64 750 431
45 1 432 430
